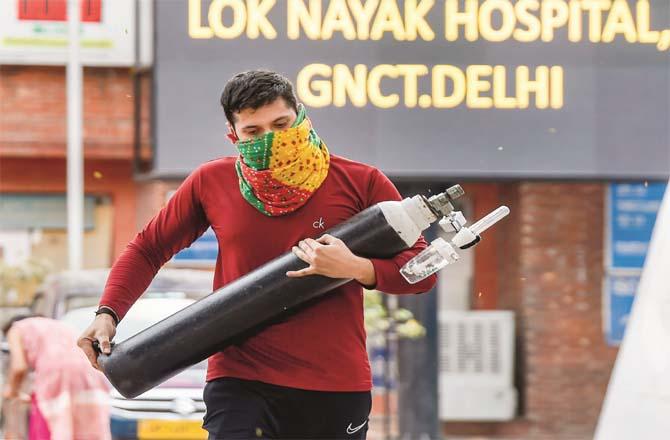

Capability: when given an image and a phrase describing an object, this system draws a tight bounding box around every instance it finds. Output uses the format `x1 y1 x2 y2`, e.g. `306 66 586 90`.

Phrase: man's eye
274 123 287 129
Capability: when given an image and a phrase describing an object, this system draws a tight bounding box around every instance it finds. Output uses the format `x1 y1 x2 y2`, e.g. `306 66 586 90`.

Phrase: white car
61 298 209 440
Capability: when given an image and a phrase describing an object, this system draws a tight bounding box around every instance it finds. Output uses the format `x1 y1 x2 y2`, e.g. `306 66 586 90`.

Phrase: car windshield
63 291 191 315
64 296 101 313
61 297 207 369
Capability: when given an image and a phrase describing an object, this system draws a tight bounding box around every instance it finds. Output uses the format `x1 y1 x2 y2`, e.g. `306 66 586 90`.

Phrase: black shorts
202 377 372 439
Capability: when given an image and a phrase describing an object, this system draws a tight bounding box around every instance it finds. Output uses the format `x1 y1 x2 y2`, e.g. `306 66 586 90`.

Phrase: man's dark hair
2 314 40 335
220 70 298 128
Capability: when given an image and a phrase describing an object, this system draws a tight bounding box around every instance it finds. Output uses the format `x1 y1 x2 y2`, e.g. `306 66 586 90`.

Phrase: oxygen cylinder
98 186 465 398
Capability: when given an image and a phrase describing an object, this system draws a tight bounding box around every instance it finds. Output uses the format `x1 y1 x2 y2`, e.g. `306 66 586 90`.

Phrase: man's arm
287 167 437 294
358 167 438 294
78 167 210 368
287 234 376 285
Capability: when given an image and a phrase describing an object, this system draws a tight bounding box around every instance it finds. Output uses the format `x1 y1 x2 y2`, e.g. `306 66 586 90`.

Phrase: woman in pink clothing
3 316 111 440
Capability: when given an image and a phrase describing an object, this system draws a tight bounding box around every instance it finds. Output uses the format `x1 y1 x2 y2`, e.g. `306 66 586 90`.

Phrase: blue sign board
608 183 667 269
369 344 395 390
604 273 640 345
605 182 666 346
172 227 218 265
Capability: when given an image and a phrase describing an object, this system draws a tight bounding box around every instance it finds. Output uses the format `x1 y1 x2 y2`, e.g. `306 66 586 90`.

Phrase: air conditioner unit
438 310 517 421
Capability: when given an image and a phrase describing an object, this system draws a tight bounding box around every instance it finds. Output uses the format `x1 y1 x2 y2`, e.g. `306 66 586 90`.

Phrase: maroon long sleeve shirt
100 154 437 391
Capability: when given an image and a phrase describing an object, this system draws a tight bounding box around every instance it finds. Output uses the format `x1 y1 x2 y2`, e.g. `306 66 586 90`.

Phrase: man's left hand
286 234 376 286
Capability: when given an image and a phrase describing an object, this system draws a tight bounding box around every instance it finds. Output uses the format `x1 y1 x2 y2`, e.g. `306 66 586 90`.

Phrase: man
78 70 436 439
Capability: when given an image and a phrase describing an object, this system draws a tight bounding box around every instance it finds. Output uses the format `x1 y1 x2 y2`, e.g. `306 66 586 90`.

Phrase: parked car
25 268 213 440
61 298 208 440
30 268 213 318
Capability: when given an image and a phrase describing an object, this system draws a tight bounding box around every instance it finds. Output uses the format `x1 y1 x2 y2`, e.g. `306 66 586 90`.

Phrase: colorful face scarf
234 105 330 216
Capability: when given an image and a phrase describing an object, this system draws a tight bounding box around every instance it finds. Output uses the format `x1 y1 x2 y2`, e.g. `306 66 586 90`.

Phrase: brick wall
444 182 619 440
0 65 141 260
0 65 137 159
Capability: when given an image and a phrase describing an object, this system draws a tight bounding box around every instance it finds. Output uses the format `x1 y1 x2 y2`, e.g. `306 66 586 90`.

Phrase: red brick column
444 182 619 439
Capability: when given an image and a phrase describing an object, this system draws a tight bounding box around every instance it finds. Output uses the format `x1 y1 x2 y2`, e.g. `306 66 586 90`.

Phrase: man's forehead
234 99 295 125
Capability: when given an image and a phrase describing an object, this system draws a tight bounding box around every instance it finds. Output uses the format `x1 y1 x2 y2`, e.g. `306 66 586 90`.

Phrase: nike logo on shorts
346 420 367 434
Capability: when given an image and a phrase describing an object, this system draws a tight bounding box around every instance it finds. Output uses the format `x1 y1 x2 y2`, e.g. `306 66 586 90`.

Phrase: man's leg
202 378 282 439
285 389 372 439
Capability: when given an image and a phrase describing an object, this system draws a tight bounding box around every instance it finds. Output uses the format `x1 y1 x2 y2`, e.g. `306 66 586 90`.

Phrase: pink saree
13 317 111 440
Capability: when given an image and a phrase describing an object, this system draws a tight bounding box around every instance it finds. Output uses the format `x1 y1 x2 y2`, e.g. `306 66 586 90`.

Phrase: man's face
231 98 298 142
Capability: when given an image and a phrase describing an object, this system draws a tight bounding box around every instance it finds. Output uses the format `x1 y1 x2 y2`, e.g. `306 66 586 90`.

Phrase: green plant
363 289 426 339
0 258 52 306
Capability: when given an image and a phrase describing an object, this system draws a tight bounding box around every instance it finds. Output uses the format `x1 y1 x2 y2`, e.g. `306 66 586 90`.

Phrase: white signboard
0 0 138 66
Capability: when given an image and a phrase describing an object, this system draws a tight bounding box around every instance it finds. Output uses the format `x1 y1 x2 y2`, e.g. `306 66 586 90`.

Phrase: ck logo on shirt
312 217 325 229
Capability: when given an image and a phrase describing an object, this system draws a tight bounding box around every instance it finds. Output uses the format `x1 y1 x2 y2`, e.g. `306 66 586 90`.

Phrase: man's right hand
77 314 117 371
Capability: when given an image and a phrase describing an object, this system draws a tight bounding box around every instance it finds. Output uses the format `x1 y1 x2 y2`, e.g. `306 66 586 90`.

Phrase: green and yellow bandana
235 105 330 216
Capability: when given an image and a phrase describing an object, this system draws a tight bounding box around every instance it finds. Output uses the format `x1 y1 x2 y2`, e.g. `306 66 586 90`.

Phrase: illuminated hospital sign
187 0 669 47
153 1 670 178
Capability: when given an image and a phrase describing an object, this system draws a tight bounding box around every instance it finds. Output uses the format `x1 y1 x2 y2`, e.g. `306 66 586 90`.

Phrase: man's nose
257 127 272 136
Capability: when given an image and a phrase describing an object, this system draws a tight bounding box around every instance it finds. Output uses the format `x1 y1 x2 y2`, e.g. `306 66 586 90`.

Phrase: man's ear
226 121 239 144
